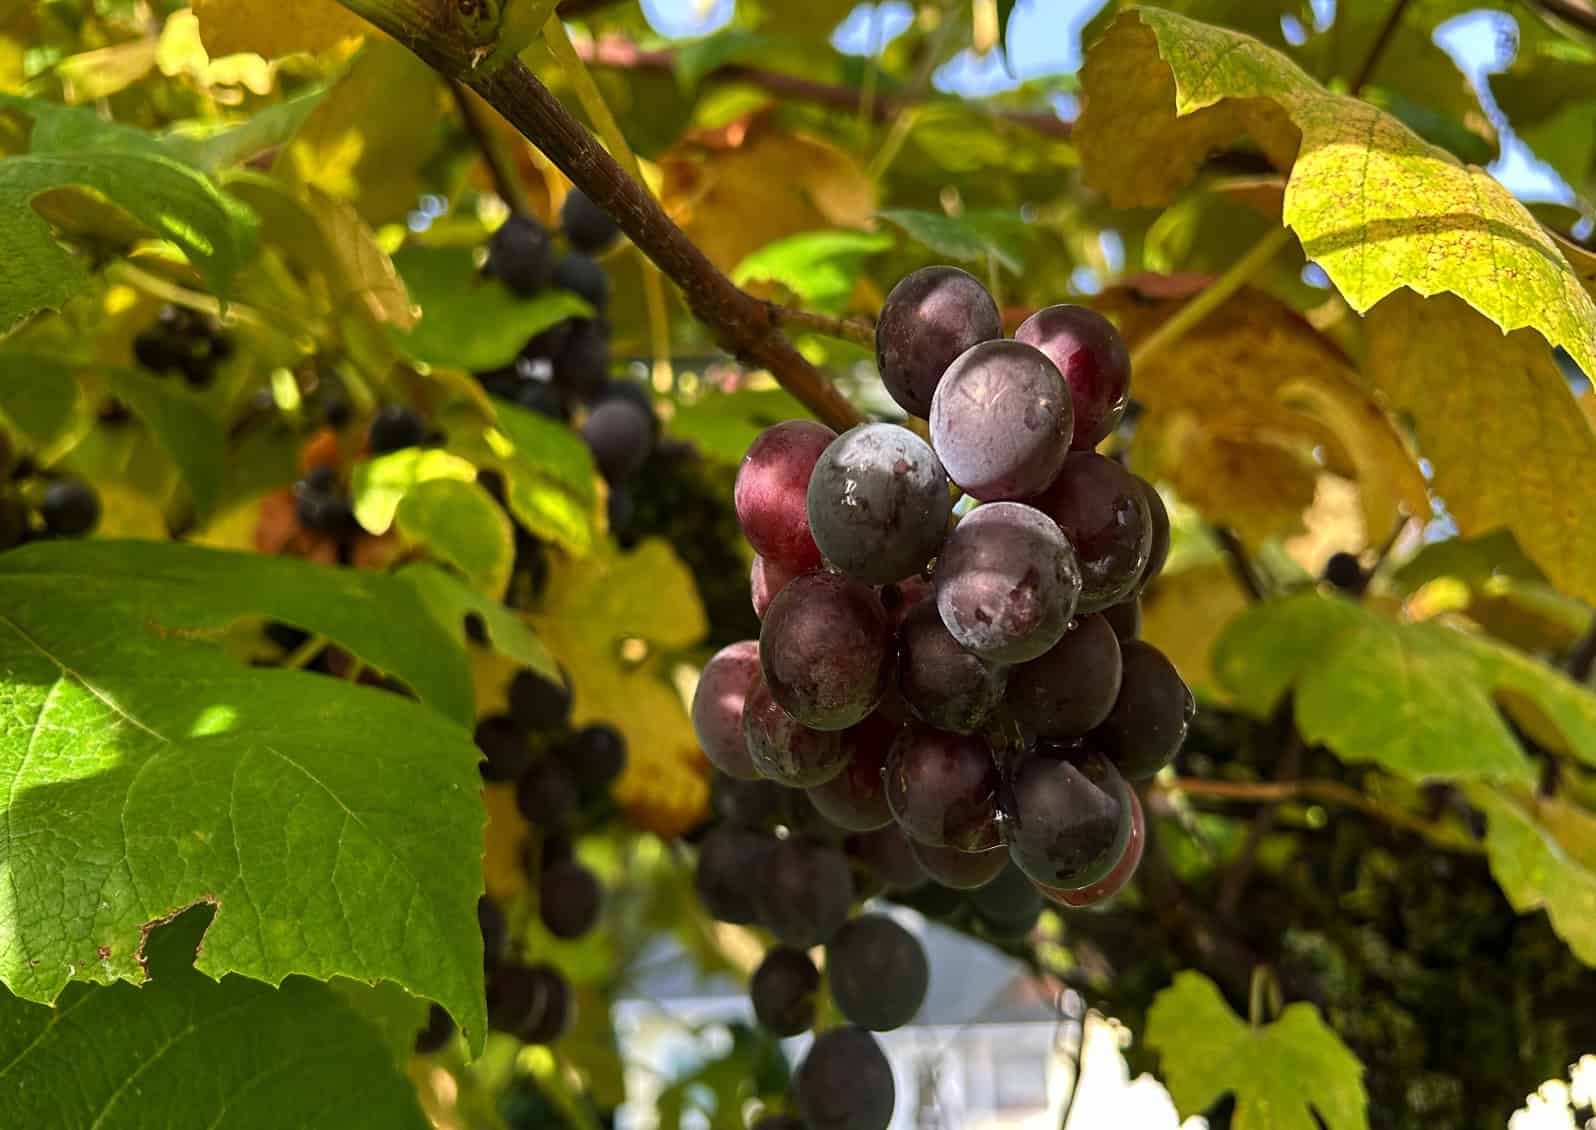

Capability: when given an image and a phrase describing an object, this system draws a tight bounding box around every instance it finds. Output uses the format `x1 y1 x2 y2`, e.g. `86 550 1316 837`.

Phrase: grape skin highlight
735 420 836 571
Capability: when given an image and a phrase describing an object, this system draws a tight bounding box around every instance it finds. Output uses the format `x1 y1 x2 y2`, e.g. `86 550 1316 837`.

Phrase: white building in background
611 907 1202 1130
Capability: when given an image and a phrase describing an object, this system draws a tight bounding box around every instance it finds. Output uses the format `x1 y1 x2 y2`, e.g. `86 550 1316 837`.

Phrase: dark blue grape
796 1027 895 1130
1094 640 1194 780
897 600 1008 734
1007 613 1123 740
875 266 1001 418
826 914 928 1031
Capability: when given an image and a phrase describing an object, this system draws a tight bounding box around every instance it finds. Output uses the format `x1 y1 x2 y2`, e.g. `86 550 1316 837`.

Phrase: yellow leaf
1097 282 1428 538
157 10 275 95
660 122 876 273
1366 291 1596 607
531 540 710 838
278 39 445 225
193 0 366 59
1142 561 1250 701
1077 9 1596 379
56 39 159 104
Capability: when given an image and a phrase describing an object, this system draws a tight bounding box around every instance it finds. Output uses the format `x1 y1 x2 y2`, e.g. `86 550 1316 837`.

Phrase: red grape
1094 640 1194 780
897 600 1008 733
846 823 929 892
1032 452 1152 613
875 265 1002 418
1014 304 1131 449
1007 613 1123 740
934 501 1081 662
909 840 1009 890
735 420 836 571
1004 746 1129 888
755 835 855 948
884 725 1001 851
760 571 892 730
1138 477 1170 589
929 340 1072 500
1036 788 1144 907
806 711 902 831
1102 595 1142 641
806 423 952 584
691 640 762 780
750 554 800 618
742 675 850 786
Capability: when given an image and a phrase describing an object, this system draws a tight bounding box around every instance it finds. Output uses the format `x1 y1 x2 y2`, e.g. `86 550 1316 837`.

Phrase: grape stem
1125 224 1295 373
449 82 535 219
330 0 865 433
765 304 877 348
1162 775 1487 855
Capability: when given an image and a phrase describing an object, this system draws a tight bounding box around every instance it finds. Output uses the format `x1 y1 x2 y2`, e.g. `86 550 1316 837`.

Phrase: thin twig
331 0 864 433
1525 0 1596 37
1350 0 1416 94
1356 514 1412 596
765 304 876 347
1568 620 1596 683
573 36 1074 140
1164 775 1486 855
1212 526 1266 603
450 82 535 218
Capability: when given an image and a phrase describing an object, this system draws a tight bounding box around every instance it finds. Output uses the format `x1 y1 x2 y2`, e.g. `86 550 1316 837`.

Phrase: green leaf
1470 786 1596 967
1214 591 1596 782
0 353 80 447
1365 291 1596 608
485 397 598 556
399 562 560 686
392 246 592 370
667 386 812 464
352 448 480 537
1146 970 1368 1130
1075 8 1596 378
0 541 486 1049
394 477 515 599
107 368 225 520
732 229 893 313
162 85 332 172
0 103 257 337
0 908 431 1129
878 208 1024 274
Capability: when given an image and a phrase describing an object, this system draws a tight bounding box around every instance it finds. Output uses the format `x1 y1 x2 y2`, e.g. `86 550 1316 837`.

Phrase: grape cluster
471 193 656 528
0 441 100 550
133 304 234 389
694 264 1190 910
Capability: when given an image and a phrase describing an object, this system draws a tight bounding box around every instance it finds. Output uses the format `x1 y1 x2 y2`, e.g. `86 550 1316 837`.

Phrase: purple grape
695 825 775 924
934 501 1081 663
1007 613 1123 740
1003 747 1130 889
735 420 836 571
691 640 763 780
846 824 929 892
884 725 1001 851
1014 304 1131 449
760 572 893 730
1102 596 1142 641
806 423 952 584
929 340 1072 501
806 711 902 831
1094 640 1194 780
742 674 850 786
897 601 1008 733
796 1027 896 1130
583 396 653 483
754 835 855 948
538 859 601 939
750 554 800 619
1138 477 1170 588
909 840 1009 890
1033 452 1152 613
875 265 1002 418
751 946 820 1036
967 862 1044 937
826 915 928 1031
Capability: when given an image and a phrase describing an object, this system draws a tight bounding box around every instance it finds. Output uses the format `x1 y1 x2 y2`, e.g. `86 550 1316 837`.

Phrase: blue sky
638 0 1574 204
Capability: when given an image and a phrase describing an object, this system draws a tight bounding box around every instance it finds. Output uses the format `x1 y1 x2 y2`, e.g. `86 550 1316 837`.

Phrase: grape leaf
1215 591 1596 782
1470 786 1596 967
531 540 709 838
879 209 1024 275
1075 8 1596 378
483 398 598 556
352 448 480 537
0 353 80 447
1146 970 1368 1130
107 368 226 520
398 562 559 686
1142 561 1250 700
666 386 812 465
392 245 591 371
0 149 256 338
394 478 515 600
1365 291 1596 609
1491 43 1596 205
0 541 486 1048
732 230 893 313
0 908 431 1128
192 0 366 59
